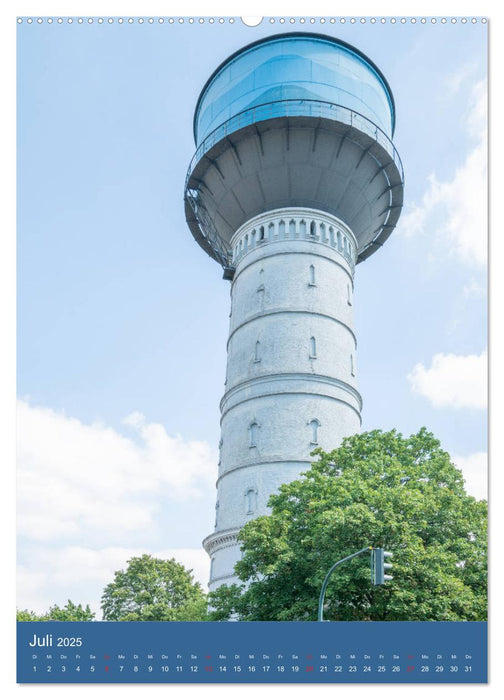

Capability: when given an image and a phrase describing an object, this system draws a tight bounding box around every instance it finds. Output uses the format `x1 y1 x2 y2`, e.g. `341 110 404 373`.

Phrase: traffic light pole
317 546 373 622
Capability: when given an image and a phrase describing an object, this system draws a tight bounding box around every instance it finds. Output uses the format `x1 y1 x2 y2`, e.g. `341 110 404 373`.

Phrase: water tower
184 33 404 591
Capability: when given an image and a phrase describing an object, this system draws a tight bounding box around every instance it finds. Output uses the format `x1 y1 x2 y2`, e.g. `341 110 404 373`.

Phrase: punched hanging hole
241 16 263 26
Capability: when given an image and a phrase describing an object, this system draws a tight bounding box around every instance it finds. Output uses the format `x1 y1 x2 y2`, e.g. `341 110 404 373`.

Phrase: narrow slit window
310 336 317 358
309 264 316 286
254 340 261 363
257 267 265 292
245 488 257 515
310 220 316 237
249 420 259 448
309 418 321 445
351 354 355 376
347 283 352 305
259 225 265 241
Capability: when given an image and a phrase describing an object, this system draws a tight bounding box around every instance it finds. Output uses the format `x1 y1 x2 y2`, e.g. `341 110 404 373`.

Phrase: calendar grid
17 621 487 683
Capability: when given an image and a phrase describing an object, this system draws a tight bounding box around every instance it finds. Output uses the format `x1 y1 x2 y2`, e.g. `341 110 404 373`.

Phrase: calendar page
16 12 488 685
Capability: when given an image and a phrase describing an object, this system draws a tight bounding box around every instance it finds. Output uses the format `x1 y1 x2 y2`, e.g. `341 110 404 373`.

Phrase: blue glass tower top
185 32 404 269
194 33 396 146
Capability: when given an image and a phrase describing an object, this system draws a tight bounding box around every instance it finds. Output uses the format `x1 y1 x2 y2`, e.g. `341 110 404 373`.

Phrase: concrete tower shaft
184 33 404 591
203 207 362 588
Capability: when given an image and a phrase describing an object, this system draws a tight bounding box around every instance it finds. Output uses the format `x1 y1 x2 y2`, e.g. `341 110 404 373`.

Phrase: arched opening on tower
309 418 321 445
254 340 261 363
249 420 259 448
244 487 257 515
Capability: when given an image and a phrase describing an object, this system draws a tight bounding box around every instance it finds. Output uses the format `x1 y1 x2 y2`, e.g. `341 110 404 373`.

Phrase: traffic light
372 548 393 585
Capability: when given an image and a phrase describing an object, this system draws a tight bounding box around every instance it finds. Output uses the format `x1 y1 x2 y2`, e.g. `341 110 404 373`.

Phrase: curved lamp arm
317 546 372 622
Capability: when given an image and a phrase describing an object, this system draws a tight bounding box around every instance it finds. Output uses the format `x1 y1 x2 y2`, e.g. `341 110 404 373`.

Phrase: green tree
16 609 48 621
47 600 95 621
101 554 207 621
208 429 487 621
17 600 95 621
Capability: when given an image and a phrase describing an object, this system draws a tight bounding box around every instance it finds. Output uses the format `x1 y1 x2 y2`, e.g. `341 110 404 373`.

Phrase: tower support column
204 207 362 591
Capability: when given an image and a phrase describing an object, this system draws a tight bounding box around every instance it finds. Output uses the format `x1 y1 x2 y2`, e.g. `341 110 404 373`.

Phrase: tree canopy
208 428 487 622
101 554 207 621
17 600 95 621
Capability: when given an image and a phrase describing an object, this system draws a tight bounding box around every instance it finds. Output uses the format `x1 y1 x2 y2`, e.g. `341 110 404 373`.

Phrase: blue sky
16 16 487 615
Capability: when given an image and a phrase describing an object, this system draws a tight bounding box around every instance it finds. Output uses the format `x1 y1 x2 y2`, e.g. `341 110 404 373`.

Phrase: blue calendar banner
17 621 487 683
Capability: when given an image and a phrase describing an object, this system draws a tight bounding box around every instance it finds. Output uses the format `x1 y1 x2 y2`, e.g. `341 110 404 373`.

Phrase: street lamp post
317 546 374 622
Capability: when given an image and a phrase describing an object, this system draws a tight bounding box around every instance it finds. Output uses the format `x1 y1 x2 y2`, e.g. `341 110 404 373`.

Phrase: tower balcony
184 98 403 269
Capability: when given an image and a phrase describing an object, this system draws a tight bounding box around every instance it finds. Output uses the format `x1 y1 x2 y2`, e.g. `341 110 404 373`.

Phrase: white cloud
17 546 210 617
463 279 486 298
442 62 479 99
17 402 216 614
453 452 487 501
408 350 487 409
399 79 487 267
17 401 216 541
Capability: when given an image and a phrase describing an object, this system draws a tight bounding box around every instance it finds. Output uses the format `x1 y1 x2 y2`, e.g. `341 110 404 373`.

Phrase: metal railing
184 99 404 269
185 188 231 267
185 98 404 189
